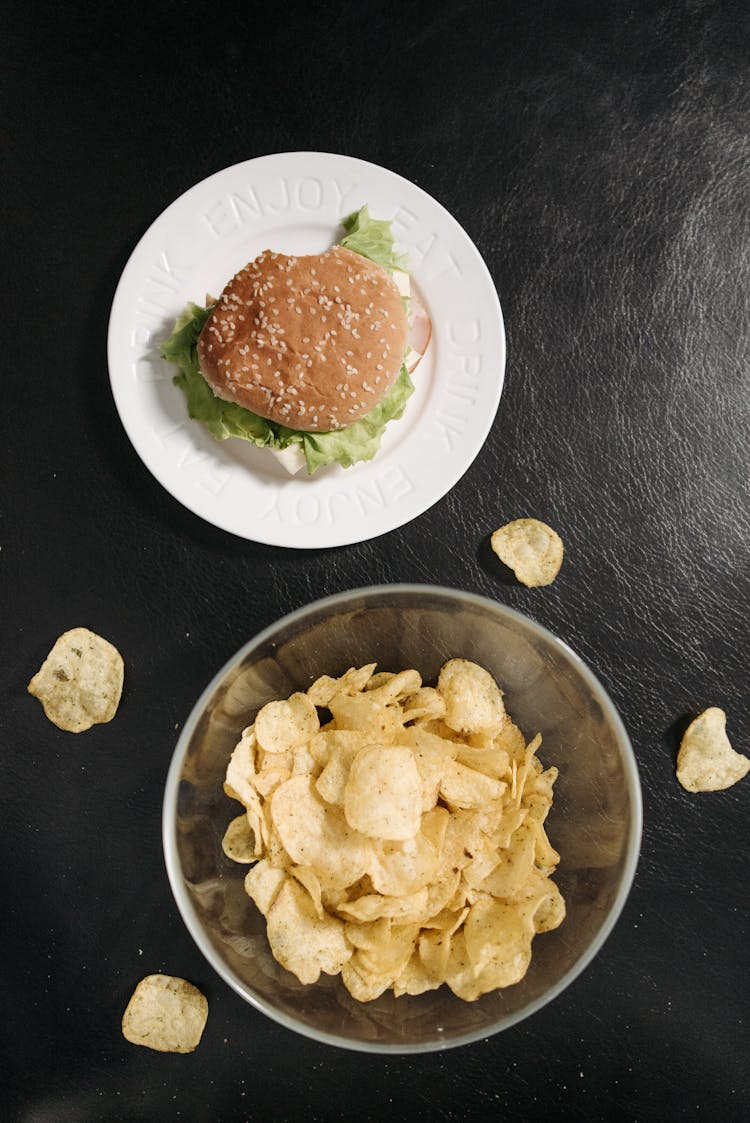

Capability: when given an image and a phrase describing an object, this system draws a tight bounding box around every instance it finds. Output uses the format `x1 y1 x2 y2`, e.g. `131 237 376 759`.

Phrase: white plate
108 153 505 548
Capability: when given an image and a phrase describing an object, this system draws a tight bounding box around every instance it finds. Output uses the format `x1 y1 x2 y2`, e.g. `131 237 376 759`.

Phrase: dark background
2 1 748 1119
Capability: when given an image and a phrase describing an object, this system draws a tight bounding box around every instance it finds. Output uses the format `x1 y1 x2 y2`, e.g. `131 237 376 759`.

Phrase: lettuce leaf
161 208 413 474
340 205 409 273
298 364 413 473
161 302 280 443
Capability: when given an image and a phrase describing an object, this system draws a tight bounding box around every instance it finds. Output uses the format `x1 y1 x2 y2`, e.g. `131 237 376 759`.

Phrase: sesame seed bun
197 245 409 433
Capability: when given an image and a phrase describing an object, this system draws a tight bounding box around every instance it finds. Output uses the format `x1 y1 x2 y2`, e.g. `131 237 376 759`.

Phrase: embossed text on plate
258 465 415 526
201 178 361 239
432 319 484 450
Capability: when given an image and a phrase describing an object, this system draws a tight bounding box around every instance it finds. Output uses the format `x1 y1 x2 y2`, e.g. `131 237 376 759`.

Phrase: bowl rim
163 583 643 1053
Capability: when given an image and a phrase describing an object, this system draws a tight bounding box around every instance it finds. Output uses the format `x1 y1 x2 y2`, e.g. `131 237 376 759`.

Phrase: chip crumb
491 519 564 587
676 707 749 792
122 974 208 1053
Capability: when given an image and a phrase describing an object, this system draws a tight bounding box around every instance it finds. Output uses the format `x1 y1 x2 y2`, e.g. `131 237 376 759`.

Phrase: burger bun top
197 245 409 433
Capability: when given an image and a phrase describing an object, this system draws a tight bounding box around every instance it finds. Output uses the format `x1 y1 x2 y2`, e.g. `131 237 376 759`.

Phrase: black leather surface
3 1 748 1119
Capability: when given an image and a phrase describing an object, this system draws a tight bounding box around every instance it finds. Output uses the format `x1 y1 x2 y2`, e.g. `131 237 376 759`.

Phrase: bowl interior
164 586 641 1052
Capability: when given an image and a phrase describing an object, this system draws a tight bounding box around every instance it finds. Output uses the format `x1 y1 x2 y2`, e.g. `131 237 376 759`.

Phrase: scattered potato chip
27 627 124 733
491 518 564 587
121 974 208 1053
676 707 749 792
223 659 564 1002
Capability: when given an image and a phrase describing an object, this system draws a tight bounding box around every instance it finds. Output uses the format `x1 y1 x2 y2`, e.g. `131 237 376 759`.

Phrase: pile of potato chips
222 658 565 1002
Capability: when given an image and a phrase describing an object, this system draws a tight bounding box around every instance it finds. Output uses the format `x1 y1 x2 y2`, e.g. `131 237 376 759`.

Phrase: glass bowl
163 585 641 1053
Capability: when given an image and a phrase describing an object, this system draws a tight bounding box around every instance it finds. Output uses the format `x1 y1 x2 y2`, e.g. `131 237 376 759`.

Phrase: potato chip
344 745 422 841
350 919 418 979
365 669 422 705
421 805 450 855
495 805 529 849
253 751 293 799
244 860 287 916
255 693 319 753
676 707 749 792
478 820 536 898
224 731 258 804
328 693 402 739
307 665 377 706
266 879 351 985
121 974 208 1053
370 830 439 896
511 733 542 807
441 930 526 1002
341 957 393 1002
426 869 463 917
438 659 506 736
223 657 564 1003
338 664 378 694
271 775 371 889
337 887 430 925
532 817 560 871
28 627 124 733
393 952 443 996
455 744 510 781
530 764 558 803
493 719 528 761
491 518 564 587
400 727 457 812
290 864 325 919
263 810 290 871
306 674 341 707
439 759 507 809
418 907 468 981
221 814 257 863
462 834 504 890
463 896 533 985
440 809 489 872
313 732 370 805
224 736 266 854
403 686 446 723
531 878 566 933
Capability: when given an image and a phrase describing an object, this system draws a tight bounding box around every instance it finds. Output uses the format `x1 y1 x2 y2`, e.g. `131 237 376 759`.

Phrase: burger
161 207 430 475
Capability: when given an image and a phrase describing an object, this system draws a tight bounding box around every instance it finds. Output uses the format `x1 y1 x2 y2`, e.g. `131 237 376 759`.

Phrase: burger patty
197 245 409 433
